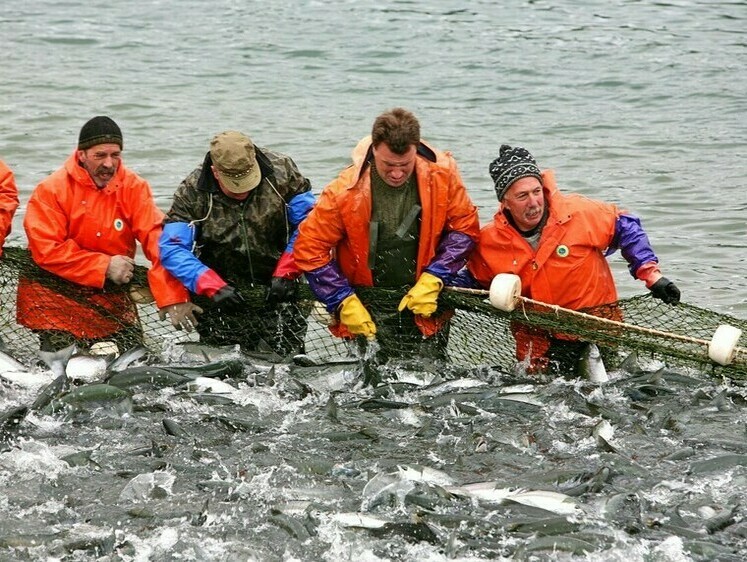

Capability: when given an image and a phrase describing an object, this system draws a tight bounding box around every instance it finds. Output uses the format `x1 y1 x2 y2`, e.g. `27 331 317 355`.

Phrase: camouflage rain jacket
160 147 314 293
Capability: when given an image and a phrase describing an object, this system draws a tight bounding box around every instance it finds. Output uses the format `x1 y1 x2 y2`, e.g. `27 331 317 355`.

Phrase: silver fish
578 343 609 383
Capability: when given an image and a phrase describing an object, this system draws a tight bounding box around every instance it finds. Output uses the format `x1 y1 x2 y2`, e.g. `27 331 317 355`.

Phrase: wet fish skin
321 427 379 441
37 343 76 379
106 345 149 373
165 358 245 379
30 374 69 411
663 447 696 461
601 492 643 530
41 383 133 415
185 392 236 406
512 534 598 556
268 512 313 540
704 504 739 534
421 378 488 396
190 499 210 527
398 464 455 486
368 521 439 544
0 532 64 549
204 414 268 433
688 454 747 474
162 418 189 438
505 516 581 535
0 405 28 435
355 398 412 411
324 395 338 422
559 466 611 497
105 366 190 389
0 349 46 387
65 354 108 382
577 343 609 383
61 448 100 468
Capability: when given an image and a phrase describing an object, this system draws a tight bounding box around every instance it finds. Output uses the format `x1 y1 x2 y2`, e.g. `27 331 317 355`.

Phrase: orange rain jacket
469 170 620 309
468 170 623 363
295 136 480 336
17 151 188 338
0 159 20 256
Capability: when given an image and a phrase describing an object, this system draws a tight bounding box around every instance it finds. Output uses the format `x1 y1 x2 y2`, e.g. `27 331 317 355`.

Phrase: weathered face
372 142 417 188
77 143 121 188
502 176 545 231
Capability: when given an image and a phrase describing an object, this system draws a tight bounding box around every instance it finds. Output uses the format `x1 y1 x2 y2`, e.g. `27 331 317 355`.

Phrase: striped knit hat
489 144 542 200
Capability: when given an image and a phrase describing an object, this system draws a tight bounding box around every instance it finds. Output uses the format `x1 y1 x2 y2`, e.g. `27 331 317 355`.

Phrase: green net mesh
1 246 745 379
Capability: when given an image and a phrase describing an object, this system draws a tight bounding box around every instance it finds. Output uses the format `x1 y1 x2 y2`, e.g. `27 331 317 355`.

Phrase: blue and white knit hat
489 144 542 200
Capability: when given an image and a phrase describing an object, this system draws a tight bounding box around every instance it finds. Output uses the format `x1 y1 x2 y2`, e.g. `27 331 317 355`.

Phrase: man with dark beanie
465 144 680 375
17 116 200 353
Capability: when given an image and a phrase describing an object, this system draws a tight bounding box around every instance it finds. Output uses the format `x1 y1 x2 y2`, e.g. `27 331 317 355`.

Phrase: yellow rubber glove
398 272 444 317
339 294 377 340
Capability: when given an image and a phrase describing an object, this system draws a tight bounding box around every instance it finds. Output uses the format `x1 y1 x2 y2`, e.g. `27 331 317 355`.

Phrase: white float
488 274 522 312
708 324 742 366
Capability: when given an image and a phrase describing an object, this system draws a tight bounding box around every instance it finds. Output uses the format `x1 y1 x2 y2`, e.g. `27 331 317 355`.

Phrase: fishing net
1 246 745 379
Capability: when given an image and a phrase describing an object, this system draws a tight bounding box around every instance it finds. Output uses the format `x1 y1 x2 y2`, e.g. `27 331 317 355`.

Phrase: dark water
2 345 747 561
1 1 747 560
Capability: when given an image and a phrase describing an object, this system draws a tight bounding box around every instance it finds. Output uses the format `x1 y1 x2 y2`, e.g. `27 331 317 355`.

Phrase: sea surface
1 1 746 560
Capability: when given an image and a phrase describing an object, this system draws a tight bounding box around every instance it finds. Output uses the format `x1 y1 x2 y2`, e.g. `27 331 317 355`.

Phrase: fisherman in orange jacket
0 159 20 256
17 116 199 353
466 144 680 373
294 108 480 362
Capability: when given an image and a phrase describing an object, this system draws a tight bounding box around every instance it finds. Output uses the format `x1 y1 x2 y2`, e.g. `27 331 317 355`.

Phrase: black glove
650 277 680 304
212 285 244 307
266 276 296 304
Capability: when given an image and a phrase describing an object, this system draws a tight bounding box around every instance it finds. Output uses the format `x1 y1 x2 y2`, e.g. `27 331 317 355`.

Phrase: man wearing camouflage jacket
159 131 315 356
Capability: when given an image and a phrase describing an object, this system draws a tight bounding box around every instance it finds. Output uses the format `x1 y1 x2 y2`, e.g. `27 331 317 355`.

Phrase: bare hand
158 302 204 332
106 255 136 285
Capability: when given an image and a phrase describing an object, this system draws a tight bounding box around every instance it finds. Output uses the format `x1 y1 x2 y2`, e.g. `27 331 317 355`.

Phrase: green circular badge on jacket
114 219 124 231
556 245 569 257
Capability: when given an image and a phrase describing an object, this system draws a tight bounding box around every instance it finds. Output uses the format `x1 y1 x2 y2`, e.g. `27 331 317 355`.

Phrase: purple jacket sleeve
448 267 481 289
304 260 355 312
607 213 659 278
424 231 476 283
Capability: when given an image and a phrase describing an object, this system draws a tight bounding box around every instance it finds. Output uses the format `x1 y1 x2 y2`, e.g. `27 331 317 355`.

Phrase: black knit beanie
78 116 123 150
489 144 542 200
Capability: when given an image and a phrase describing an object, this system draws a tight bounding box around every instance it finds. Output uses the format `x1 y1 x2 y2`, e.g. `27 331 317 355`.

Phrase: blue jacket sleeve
607 213 659 278
158 222 210 293
284 191 316 253
424 231 476 284
304 260 355 313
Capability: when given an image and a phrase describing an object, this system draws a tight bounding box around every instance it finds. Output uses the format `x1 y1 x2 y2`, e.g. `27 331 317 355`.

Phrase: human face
502 176 545 232
372 143 417 188
78 143 121 188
